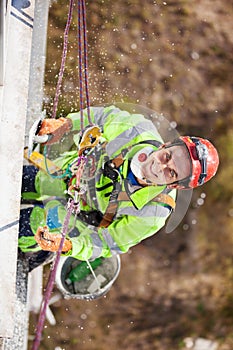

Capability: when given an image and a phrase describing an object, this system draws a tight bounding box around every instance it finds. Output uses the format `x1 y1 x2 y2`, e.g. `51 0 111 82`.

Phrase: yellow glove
35 226 72 252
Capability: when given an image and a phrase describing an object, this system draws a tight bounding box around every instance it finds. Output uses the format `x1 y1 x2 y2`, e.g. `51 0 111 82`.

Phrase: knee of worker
19 204 46 238
18 206 43 253
19 207 35 238
68 227 81 238
21 165 39 193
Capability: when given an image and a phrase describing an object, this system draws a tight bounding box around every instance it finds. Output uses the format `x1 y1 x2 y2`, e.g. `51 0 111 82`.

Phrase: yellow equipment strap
24 148 62 174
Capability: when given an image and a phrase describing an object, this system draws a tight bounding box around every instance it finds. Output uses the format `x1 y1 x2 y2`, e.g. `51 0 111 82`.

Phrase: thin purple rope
31 201 74 350
81 0 92 124
52 0 75 118
78 0 84 130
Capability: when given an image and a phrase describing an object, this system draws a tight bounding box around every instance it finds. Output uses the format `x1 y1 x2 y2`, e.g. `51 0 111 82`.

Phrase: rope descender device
67 155 87 215
78 125 102 156
67 125 101 213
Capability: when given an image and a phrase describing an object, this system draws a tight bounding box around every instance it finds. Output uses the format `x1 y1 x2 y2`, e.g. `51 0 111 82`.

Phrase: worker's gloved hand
36 117 72 145
35 226 72 252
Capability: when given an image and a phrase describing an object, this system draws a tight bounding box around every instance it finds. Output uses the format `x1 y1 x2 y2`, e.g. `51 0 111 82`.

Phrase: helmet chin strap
138 178 166 187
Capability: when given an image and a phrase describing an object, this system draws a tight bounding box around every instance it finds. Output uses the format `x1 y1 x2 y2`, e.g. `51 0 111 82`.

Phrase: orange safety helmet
172 136 219 188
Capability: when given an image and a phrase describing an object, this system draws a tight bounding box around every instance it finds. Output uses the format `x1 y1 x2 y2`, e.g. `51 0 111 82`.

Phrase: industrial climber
19 105 219 270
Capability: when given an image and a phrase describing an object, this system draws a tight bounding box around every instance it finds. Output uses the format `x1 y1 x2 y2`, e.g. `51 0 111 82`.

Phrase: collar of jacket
121 158 167 210
123 142 158 160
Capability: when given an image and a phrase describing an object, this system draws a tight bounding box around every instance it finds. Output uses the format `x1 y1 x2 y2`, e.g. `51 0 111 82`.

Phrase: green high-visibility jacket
19 106 176 260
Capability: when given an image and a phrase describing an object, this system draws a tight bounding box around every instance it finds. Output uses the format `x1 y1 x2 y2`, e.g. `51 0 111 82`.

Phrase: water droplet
131 43 137 49
164 259 170 266
197 198 204 206
170 121 177 129
191 51 200 60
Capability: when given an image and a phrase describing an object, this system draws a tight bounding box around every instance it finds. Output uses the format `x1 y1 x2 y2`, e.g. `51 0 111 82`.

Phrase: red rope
31 202 74 350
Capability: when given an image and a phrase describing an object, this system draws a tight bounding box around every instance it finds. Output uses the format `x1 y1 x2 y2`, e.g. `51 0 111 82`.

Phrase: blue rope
43 146 71 179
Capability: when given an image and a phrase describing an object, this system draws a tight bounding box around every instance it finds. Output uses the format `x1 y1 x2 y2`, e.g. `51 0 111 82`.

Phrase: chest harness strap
98 144 176 229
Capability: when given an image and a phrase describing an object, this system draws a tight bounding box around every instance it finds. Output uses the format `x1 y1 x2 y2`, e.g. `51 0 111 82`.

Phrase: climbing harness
99 161 176 229
97 140 176 228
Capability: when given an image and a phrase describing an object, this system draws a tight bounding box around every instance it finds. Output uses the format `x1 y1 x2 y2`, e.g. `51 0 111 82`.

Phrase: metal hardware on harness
98 155 124 228
66 197 80 215
69 159 81 175
98 181 122 228
109 182 121 202
66 182 87 215
103 160 120 181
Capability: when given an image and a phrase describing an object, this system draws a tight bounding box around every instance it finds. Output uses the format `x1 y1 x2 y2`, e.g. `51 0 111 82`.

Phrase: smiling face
140 144 191 186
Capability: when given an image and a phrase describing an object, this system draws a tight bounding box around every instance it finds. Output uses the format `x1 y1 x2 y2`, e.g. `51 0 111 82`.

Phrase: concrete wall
0 1 49 348
0 0 35 338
